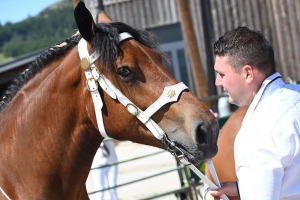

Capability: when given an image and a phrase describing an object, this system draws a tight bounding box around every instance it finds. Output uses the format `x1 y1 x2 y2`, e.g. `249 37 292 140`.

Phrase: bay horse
0 2 219 199
205 106 248 200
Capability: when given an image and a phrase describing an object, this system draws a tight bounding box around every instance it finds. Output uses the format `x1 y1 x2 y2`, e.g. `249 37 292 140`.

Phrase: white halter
77 32 229 200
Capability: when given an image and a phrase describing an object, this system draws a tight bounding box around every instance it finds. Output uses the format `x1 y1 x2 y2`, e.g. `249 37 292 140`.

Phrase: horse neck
0 47 102 198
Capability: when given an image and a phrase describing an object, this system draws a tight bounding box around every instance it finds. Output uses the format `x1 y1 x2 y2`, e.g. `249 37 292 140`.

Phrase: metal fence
86 141 201 200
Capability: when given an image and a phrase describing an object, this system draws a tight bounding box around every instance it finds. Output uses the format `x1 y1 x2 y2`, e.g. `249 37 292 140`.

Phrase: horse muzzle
195 120 219 160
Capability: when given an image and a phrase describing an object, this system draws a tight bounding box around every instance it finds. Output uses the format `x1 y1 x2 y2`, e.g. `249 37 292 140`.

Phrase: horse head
74 1 219 164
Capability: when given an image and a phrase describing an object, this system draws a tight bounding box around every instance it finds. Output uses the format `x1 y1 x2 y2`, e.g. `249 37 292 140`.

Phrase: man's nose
215 74 222 86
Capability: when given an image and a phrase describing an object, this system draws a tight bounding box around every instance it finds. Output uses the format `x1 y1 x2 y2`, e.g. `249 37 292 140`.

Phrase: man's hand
209 181 240 200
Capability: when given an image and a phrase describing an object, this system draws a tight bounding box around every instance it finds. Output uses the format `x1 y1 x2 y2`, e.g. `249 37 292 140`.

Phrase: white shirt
235 72 300 200
92 139 118 167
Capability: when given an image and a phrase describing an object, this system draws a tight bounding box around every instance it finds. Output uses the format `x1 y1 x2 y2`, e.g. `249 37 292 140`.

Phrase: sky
0 0 61 25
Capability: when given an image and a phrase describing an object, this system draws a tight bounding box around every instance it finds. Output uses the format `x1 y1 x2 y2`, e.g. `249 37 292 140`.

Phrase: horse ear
74 1 97 42
96 11 113 23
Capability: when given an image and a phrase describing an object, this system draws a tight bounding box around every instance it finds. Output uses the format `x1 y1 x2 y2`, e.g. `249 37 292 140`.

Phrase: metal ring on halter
86 78 98 92
161 135 175 153
126 103 139 116
162 135 186 158
173 144 186 157
91 66 100 81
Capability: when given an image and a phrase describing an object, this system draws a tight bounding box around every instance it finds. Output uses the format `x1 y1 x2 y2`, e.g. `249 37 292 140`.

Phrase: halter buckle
178 154 191 166
91 66 100 81
126 103 139 116
86 78 98 92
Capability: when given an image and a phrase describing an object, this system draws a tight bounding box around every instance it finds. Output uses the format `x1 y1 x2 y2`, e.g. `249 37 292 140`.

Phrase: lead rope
0 187 11 200
163 135 229 200
78 33 228 200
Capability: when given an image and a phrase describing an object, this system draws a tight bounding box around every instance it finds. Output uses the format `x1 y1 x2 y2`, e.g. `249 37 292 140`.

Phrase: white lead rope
206 159 221 188
178 155 229 200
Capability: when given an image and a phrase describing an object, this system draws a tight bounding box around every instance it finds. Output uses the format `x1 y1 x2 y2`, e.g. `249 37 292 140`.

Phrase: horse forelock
91 22 164 71
0 34 82 113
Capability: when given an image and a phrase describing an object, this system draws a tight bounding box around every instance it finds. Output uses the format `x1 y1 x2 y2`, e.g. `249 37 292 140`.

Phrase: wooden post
176 0 211 108
201 0 217 111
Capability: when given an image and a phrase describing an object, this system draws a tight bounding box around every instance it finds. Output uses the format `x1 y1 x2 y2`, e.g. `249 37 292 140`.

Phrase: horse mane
0 22 165 113
0 34 81 113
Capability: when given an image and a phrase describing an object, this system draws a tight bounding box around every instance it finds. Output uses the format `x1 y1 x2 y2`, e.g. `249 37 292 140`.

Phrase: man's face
214 56 248 107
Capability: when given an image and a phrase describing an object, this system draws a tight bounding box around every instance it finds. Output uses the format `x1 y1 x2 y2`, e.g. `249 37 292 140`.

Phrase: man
210 26 300 199
90 139 118 200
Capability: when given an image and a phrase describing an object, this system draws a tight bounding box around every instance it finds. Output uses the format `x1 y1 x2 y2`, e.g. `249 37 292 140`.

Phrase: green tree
0 0 76 58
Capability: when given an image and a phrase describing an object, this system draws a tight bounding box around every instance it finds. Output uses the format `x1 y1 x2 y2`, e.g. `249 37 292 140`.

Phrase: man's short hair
213 26 276 76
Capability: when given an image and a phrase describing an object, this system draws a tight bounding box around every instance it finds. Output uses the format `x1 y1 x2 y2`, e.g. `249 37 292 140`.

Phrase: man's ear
74 1 97 42
243 65 254 83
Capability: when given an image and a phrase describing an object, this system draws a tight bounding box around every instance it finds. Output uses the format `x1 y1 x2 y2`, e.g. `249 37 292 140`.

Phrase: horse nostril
196 124 208 145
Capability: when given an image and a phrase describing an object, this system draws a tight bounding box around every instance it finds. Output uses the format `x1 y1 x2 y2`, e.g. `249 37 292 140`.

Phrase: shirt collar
242 72 282 124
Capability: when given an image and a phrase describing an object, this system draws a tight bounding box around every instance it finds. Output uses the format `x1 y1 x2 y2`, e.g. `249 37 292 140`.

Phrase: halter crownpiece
118 32 133 41
77 32 228 199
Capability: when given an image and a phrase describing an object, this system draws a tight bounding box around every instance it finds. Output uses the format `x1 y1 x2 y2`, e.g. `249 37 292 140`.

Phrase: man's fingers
210 189 223 197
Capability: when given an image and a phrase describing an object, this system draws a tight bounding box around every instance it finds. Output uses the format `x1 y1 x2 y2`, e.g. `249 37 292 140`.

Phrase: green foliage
0 0 77 59
0 53 11 63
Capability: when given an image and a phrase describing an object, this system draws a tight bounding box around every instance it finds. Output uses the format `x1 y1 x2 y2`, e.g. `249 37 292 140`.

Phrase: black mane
0 34 81 113
91 22 164 71
0 22 164 113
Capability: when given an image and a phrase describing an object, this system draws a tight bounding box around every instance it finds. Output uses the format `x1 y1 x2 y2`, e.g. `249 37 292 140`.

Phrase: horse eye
117 67 134 79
